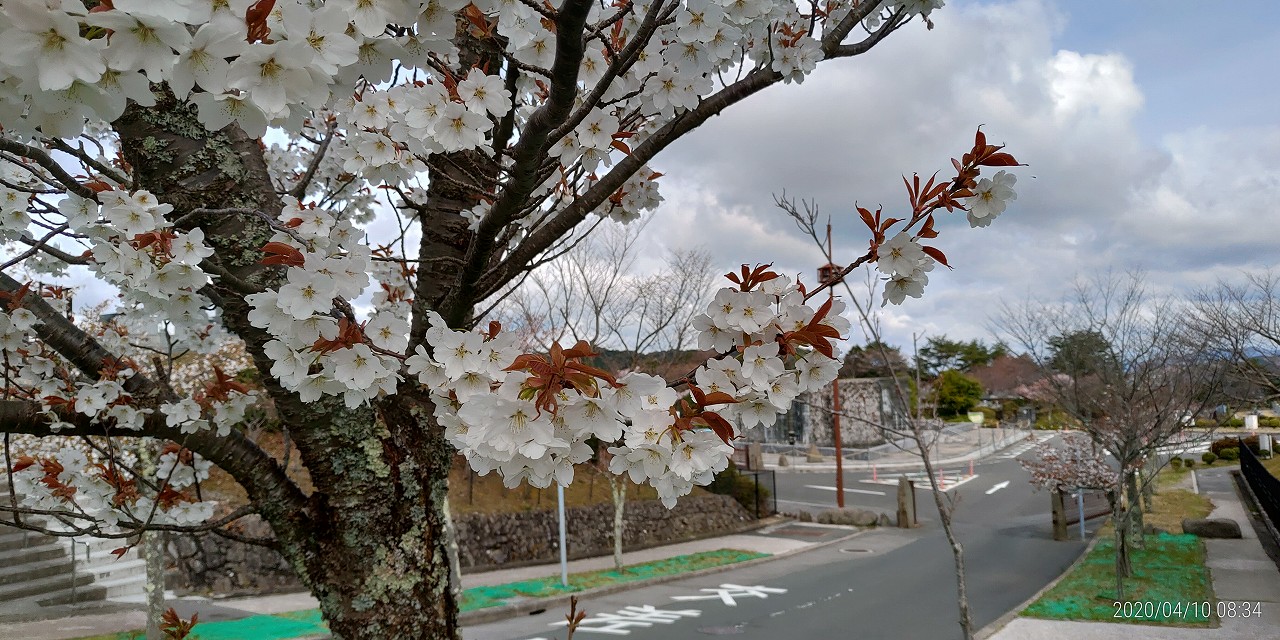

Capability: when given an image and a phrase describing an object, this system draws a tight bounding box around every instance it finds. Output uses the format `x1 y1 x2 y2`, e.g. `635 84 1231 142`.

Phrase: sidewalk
0 519 860 640
765 428 1041 473
980 466 1280 639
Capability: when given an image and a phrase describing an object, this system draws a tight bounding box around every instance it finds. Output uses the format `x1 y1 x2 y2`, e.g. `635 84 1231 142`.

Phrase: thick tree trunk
292 396 460 640
1051 489 1067 541
139 442 166 640
1109 489 1131 600
113 95 466 639
1126 472 1144 548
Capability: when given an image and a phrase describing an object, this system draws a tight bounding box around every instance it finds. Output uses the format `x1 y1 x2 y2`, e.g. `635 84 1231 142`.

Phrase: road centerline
803 484 886 496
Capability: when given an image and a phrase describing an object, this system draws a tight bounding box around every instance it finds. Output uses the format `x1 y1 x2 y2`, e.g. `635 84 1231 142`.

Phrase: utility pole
820 221 845 508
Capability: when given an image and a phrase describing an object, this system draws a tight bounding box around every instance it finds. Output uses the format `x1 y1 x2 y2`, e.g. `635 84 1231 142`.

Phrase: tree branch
0 137 98 200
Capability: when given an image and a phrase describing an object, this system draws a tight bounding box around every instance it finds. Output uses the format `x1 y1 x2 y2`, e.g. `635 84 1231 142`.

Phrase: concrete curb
974 529 1103 639
458 521 868 626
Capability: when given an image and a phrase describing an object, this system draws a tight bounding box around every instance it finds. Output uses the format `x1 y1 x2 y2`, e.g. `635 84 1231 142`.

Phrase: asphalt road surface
466 436 1096 640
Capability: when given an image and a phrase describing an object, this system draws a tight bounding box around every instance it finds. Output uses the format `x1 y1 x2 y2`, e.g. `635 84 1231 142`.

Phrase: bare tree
994 272 1224 599
777 195 980 640
492 219 715 571
1190 271 1280 407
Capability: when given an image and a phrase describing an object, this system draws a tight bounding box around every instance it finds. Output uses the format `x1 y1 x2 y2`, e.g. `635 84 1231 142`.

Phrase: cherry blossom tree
0 1 1023 637
496 219 716 572
1019 432 1115 494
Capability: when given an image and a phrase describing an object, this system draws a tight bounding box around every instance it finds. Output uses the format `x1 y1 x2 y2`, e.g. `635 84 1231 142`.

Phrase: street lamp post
819 222 845 508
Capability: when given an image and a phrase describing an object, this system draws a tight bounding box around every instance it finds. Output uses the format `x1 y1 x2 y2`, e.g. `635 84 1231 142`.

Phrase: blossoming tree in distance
0 0 1020 637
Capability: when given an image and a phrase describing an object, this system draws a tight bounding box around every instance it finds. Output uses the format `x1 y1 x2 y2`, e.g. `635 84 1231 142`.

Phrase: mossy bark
114 94 465 639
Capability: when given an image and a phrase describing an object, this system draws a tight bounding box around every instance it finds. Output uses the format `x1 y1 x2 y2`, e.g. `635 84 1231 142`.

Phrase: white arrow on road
985 481 1010 495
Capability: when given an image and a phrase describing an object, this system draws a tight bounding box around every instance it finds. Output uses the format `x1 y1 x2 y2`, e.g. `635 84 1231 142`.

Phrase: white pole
1077 489 1086 540
557 484 568 587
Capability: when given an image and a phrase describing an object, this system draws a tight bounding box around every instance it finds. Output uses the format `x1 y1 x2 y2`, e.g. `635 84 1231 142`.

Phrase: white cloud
634 0 1277 352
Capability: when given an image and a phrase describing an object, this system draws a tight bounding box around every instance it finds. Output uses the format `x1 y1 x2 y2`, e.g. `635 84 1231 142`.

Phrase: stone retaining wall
166 494 753 596
456 493 753 571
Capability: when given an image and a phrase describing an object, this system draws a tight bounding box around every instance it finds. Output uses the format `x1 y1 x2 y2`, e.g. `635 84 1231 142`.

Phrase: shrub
999 401 1022 421
1259 416 1280 429
1223 417 1245 428
1219 447 1240 462
1274 441 1280 454
1183 458 1196 469
707 461 771 516
1194 418 1218 429
1170 457 1184 469
1211 435 1260 457
934 370 983 417
1202 452 1217 465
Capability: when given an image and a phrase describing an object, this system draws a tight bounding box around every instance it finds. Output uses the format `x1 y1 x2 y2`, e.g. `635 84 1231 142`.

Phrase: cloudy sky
34 0 1278 359
634 0 1280 353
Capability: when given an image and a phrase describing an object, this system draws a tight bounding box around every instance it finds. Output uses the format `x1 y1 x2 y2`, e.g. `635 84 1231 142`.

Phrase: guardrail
759 424 1032 463
1239 439 1280 541
737 469 776 518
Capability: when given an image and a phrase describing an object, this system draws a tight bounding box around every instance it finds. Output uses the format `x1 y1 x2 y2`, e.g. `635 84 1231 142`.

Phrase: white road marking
548 605 701 635
986 480 1010 495
804 484 886 496
671 584 788 606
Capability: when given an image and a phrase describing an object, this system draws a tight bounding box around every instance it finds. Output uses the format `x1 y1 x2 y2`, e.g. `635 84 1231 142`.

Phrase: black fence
1239 439 1280 536
738 469 777 519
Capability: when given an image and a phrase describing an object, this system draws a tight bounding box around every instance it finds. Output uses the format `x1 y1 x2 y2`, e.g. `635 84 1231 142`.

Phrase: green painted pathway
80 549 768 640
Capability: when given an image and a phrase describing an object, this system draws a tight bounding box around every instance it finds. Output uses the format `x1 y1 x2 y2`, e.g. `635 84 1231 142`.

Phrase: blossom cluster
406 271 842 506
0 0 944 231
9 446 218 529
1019 432 1117 492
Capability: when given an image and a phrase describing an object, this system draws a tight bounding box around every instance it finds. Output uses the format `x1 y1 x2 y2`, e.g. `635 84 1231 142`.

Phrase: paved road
466 436 1096 640
772 433 1051 518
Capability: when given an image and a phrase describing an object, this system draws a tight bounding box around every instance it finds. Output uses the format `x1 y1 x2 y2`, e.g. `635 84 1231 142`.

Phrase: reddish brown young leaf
245 0 275 43
878 218 901 233
857 206 877 232
12 455 36 473
259 242 305 267
561 340 598 360
918 216 938 239
609 140 632 155
701 412 737 444
0 280 33 311
920 245 951 269
700 391 737 406
980 152 1020 166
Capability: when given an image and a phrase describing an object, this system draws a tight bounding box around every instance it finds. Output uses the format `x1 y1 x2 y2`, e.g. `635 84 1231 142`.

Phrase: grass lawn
1022 533 1214 625
1262 454 1280 477
74 549 767 640
1022 465 1216 626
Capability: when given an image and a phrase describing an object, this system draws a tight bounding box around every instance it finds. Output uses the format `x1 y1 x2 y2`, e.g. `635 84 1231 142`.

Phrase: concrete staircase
0 475 148 615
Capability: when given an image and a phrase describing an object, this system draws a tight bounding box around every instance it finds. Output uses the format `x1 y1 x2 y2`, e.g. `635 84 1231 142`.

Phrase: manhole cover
697 625 746 635
839 548 872 554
